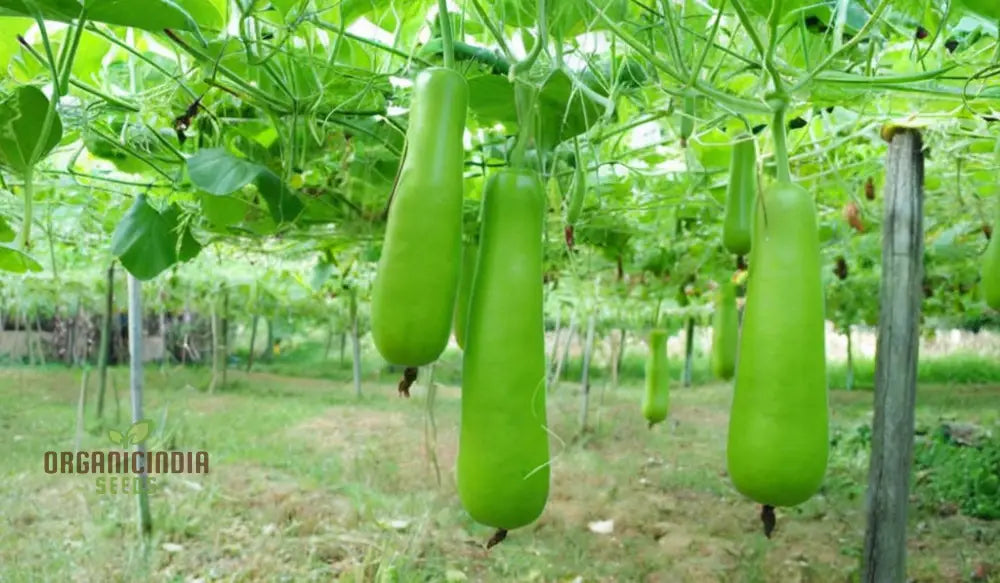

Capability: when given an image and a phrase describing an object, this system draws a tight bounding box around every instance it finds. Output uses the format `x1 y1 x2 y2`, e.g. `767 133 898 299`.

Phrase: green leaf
110 194 178 281
126 419 153 444
0 17 33 67
108 429 124 445
0 85 63 174
162 204 203 263
0 0 80 18
178 224 203 262
173 0 223 30
0 215 14 242
0 243 43 273
199 193 249 228
255 169 305 225
466 74 517 125
311 261 334 290
0 0 203 34
188 148 262 195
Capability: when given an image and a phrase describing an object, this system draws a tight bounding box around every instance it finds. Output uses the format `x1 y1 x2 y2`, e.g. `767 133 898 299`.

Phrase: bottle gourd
723 135 756 256
566 161 586 226
727 181 829 507
984 208 1000 310
457 169 550 530
710 282 738 380
370 68 468 366
642 329 670 427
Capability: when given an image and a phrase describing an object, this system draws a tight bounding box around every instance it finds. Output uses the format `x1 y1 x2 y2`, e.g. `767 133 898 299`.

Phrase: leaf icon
126 420 154 445
108 430 124 445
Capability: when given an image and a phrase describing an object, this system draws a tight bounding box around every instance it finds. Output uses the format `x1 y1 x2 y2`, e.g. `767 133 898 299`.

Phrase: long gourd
642 329 670 427
710 282 738 380
370 68 468 366
727 181 829 507
457 168 550 530
984 209 1000 310
723 135 756 256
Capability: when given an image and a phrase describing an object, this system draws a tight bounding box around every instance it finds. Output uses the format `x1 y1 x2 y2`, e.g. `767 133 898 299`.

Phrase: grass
236 337 1000 391
1 365 999 582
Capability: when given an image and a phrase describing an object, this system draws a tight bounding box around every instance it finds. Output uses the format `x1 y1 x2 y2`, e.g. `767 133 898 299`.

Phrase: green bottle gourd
370 68 468 366
679 95 696 147
642 329 670 427
457 169 550 530
566 161 586 226
453 241 478 349
723 135 757 256
710 282 738 380
984 214 1000 310
727 181 829 507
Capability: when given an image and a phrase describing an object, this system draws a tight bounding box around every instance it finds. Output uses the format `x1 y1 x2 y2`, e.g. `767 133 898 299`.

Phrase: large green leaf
200 193 249 228
496 0 629 36
174 0 223 30
466 69 603 146
0 243 43 273
0 215 14 242
187 148 262 194
0 0 203 33
110 194 178 280
0 85 63 174
0 17 32 67
162 204 204 262
255 169 305 225
0 0 79 18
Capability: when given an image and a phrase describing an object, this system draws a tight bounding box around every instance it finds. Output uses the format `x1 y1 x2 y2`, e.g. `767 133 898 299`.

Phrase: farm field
4 0 1000 580
2 366 999 582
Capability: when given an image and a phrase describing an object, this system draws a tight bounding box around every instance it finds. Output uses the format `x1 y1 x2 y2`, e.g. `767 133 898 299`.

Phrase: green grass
1 365 999 582
238 337 1000 392
826 352 1000 390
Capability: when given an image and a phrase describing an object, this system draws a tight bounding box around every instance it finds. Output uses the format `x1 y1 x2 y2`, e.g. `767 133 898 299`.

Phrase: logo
43 419 209 494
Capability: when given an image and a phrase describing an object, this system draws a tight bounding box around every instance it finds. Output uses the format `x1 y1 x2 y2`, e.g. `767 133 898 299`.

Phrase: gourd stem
511 83 537 168
436 0 455 70
510 0 547 78
772 106 791 184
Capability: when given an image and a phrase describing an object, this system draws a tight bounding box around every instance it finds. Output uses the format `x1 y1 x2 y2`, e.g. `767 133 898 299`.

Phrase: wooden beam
862 129 925 583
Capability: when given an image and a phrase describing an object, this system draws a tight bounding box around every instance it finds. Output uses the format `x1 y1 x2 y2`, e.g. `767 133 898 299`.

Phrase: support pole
127 274 153 538
862 129 924 583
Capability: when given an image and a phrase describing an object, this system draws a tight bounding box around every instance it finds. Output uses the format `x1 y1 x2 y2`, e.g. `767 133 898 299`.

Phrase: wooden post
97 263 114 419
67 299 80 366
33 311 46 366
846 325 855 391
547 309 562 374
350 291 362 398
550 311 576 390
862 129 924 583
611 328 626 391
127 274 153 538
246 314 259 372
208 300 219 393
323 320 335 360
221 289 229 388
263 317 274 362
682 317 695 387
578 312 596 432
24 309 34 365
158 306 168 370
